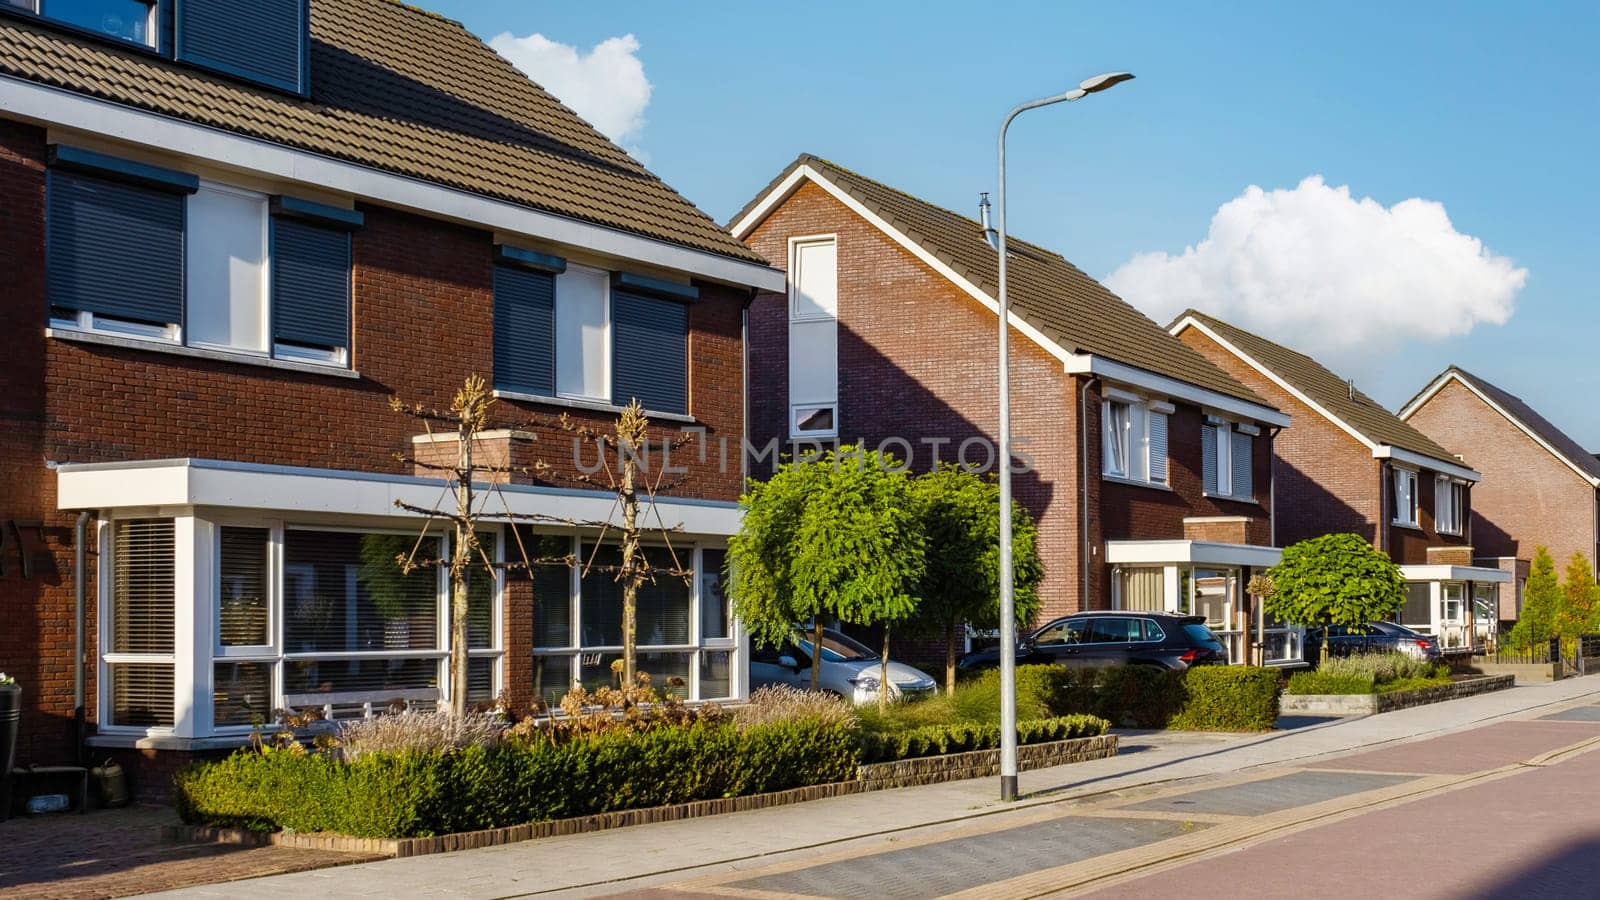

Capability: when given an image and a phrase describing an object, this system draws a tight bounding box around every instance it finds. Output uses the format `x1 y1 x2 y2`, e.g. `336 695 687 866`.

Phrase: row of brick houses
0 0 1587 791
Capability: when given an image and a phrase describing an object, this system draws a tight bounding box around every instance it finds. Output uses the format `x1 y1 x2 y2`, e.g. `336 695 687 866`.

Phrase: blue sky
431 1 1600 447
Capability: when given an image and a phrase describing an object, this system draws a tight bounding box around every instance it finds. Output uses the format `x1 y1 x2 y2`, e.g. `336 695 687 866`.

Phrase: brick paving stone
1537 704 1600 722
1320 719 1600 775
0 805 383 899
1120 770 1417 817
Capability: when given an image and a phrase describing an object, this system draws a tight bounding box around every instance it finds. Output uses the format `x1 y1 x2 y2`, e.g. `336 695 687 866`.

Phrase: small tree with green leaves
728 445 926 708
1505 547 1560 651
904 464 1043 695
1265 533 1406 664
1557 552 1600 639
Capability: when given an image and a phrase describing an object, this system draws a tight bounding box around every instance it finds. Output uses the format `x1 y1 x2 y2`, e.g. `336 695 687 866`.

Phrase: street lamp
996 71 1133 803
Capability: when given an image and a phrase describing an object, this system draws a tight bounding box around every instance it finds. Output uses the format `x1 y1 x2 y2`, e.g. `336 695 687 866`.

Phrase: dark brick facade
0 119 750 766
743 181 1274 623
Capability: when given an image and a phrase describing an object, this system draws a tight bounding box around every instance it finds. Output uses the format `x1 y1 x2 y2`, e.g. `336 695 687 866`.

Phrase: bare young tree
388 375 694 714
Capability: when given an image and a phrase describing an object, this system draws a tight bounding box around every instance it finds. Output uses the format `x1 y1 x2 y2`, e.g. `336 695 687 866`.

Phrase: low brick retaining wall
165 733 1118 858
1280 674 1515 716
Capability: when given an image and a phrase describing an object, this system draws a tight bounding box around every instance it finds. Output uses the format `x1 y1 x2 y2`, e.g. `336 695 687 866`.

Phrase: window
556 265 610 402
1393 467 1419 526
187 184 268 353
531 539 736 702
1032 619 1087 646
612 289 689 415
1114 567 1165 612
1203 419 1255 500
788 237 838 438
1087 618 1141 643
47 151 358 367
12 0 157 47
1436 476 1464 535
1441 583 1465 624
1189 567 1236 630
104 519 175 729
1400 582 1431 627
176 0 308 94
1101 394 1169 486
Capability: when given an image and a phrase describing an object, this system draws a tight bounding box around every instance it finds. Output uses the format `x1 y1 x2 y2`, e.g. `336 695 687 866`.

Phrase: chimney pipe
979 193 998 249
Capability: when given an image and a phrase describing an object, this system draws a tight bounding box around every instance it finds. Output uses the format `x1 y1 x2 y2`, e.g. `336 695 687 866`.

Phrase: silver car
749 627 937 705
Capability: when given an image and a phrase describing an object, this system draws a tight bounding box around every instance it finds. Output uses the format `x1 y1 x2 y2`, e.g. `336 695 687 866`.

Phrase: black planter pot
0 684 18 820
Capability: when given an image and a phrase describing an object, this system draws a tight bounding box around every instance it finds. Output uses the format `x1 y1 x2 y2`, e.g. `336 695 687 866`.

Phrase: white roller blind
186 184 267 352
1147 412 1169 484
556 264 609 401
109 519 176 729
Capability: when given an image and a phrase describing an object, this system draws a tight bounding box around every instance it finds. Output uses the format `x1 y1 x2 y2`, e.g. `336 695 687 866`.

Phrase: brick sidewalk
0 805 382 899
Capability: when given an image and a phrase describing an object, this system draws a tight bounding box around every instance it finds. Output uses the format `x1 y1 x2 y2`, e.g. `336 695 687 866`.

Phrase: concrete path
142 677 1600 899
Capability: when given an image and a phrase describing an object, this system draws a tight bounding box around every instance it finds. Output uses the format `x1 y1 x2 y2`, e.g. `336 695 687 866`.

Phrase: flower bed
1281 673 1515 715
1286 652 1452 696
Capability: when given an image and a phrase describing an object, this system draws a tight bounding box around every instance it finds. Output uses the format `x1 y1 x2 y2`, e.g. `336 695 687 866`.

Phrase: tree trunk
449 421 473 717
944 620 958 696
811 618 823 692
621 444 639 689
879 623 892 712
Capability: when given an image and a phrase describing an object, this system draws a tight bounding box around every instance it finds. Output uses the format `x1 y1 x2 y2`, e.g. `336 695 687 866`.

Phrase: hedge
858 714 1107 764
176 717 858 838
964 664 1282 731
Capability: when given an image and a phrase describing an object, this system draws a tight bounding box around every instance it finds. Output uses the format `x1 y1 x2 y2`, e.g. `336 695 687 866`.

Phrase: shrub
338 711 505 760
857 714 1108 764
947 665 1088 723
1169 667 1282 731
1320 652 1443 684
1090 666 1185 727
732 685 859 730
177 716 858 838
1287 671 1376 695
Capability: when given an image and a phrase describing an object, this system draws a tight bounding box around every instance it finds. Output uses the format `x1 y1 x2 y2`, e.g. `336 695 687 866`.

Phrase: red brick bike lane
1084 721 1600 900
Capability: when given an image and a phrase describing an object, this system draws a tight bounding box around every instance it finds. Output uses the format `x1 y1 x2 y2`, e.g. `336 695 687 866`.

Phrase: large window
1435 476 1464 535
1392 467 1419 526
1202 419 1255 500
1101 394 1169 486
788 236 839 438
104 519 176 729
1114 567 1165 612
9 0 156 47
556 265 611 402
47 152 358 368
530 538 736 706
1400 581 1432 628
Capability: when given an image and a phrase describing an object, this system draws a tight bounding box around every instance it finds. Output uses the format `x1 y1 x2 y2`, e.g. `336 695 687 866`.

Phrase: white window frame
1102 398 1132 478
1435 475 1464 535
1203 416 1257 501
788 235 839 322
1393 466 1420 527
1103 390 1170 487
97 515 180 736
790 403 838 440
554 263 613 404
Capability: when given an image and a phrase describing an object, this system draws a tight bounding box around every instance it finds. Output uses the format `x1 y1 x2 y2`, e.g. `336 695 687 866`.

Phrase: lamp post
996 71 1133 803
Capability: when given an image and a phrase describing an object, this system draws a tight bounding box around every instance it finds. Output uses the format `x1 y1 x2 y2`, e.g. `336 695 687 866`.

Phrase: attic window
11 0 157 48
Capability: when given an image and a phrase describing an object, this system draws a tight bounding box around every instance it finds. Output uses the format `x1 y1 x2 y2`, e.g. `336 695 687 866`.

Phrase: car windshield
795 628 876 662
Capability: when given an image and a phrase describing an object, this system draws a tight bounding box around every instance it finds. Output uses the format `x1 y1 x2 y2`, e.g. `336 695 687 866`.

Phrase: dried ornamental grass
732 685 859 730
1320 652 1444 685
337 711 505 760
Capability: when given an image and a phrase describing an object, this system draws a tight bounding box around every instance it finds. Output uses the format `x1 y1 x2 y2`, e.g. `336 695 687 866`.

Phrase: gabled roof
730 154 1277 415
0 0 764 265
1401 367 1600 487
1170 310 1473 474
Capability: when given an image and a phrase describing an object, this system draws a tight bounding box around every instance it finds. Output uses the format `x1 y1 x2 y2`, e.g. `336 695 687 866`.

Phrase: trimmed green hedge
859 714 1107 764
963 663 1282 732
176 717 858 838
1169 667 1282 731
1287 671 1375 695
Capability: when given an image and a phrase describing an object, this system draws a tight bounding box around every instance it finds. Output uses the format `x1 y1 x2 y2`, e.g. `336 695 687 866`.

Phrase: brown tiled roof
0 0 765 264
735 155 1273 409
1174 309 1464 466
1412 367 1600 483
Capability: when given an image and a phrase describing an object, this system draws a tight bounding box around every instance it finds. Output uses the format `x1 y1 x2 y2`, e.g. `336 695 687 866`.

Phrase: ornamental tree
728 445 926 708
1264 533 1405 664
1505 547 1559 651
1557 552 1600 638
904 464 1043 695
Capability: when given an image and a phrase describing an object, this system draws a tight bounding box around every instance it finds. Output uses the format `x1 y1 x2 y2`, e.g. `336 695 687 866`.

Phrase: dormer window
7 0 157 48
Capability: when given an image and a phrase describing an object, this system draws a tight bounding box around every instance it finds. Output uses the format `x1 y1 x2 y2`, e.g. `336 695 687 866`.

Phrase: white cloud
488 31 653 149
1105 176 1527 367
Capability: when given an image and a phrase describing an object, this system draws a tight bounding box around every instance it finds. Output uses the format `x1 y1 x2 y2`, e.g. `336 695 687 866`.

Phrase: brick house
0 0 782 790
731 156 1299 666
1399 366 1600 620
1171 311 1511 650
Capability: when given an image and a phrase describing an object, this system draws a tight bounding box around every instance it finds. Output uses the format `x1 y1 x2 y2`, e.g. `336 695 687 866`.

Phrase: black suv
957 611 1228 672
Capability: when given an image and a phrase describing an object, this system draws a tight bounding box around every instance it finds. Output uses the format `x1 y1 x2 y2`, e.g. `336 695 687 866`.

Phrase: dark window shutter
1231 431 1253 499
271 218 349 351
47 170 184 325
493 265 556 396
176 0 306 93
612 291 688 415
1201 424 1219 493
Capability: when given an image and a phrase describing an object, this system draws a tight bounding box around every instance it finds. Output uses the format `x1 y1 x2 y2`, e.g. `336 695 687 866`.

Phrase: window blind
1147 412 1169 484
1230 431 1253 499
48 170 185 326
176 0 306 93
218 527 270 647
1202 424 1220 493
113 519 175 655
493 264 557 396
611 291 689 414
271 218 350 352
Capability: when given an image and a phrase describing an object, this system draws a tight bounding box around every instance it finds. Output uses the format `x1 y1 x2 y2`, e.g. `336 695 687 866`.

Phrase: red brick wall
1405 378 1598 574
0 118 748 765
743 181 1272 620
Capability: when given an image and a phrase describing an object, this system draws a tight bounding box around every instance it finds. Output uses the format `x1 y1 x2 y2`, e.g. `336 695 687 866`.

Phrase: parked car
749 627 937 705
956 611 1227 673
1302 622 1441 662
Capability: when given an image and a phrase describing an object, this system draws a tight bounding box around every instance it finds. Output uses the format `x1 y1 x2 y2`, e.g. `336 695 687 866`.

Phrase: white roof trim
1400 371 1600 488
1 75 785 293
1374 446 1480 483
1398 564 1513 584
55 458 743 536
1171 315 1373 450
1065 355 1289 426
733 163 1073 364
1105 539 1282 568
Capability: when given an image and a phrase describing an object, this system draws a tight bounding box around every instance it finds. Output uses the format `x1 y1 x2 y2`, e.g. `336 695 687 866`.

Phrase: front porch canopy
1397 564 1512 652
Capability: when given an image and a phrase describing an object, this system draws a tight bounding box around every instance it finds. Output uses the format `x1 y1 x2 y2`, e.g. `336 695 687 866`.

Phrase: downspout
1265 425 1283 548
74 509 91 765
1079 376 1100 611
1377 460 1390 555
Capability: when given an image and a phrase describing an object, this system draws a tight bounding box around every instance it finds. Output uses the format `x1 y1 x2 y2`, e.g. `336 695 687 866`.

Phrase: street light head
1079 71 1135 94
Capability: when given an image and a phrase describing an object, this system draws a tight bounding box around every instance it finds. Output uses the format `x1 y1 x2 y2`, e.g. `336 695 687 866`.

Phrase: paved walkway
141 676 1600 899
